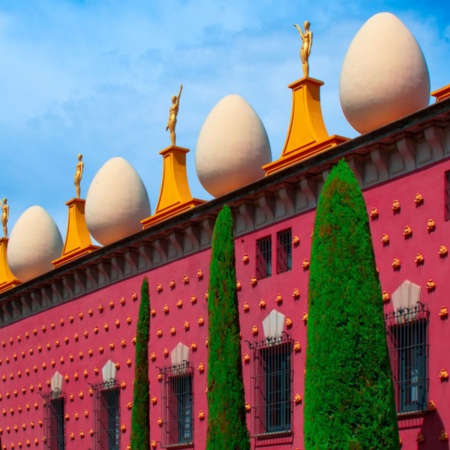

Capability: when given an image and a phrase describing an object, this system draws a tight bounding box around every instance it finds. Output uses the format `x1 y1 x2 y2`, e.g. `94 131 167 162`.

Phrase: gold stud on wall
427 219 436 232
370 207 379 220
392 200 401 213
403 226 413 238
439 306 448 320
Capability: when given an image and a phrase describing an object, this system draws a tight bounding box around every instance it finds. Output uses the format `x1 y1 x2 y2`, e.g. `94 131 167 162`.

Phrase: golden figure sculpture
294 21 313 77
166 84 183 146
1 198 9 237
74 154 84 198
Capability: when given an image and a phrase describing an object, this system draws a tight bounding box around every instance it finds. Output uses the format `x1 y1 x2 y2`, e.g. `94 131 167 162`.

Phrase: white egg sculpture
339 12 430 134
195 94 272 198
85 157 151 246
8 206 63 283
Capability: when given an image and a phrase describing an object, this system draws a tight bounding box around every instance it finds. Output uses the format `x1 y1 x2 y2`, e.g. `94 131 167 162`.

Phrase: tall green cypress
206 205 250 450
130 277 150 449
304 160 399 449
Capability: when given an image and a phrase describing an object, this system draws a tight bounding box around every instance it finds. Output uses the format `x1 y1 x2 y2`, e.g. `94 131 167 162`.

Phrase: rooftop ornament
294 21 313 78
263 20 347 175
166 84 182 147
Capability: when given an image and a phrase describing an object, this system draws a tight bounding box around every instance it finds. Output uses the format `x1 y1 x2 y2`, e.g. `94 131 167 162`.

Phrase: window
93 382 121 450
161 362 194 447
256 236 272 279
446 171 450 220
276 229 292 274
385 302 429 414
44 395 65 450
250 336 293 437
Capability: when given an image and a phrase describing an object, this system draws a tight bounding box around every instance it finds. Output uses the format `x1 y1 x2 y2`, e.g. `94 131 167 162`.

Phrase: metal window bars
256 236 272 279
249 335 293 437
160 362 194 448
92 380 121 450
445 171 450 220
42 392 65 450
385 302 430 414
276 229 292 274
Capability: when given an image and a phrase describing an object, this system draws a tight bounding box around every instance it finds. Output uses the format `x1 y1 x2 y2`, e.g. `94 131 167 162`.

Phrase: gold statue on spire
294 21 313 78
74 154 84 198
1 198 9 237
166 84 183 146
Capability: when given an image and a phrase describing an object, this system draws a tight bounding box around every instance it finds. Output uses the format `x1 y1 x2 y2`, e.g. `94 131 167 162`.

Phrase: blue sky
0 0 449 236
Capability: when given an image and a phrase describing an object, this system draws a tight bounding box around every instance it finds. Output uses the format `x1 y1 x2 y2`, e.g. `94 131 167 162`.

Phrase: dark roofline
1 97 449 300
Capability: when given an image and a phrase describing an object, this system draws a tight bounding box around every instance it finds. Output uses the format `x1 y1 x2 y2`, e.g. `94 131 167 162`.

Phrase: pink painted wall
1 158 450 449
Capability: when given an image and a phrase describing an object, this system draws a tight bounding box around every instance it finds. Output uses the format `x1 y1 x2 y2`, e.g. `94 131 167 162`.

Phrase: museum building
0 12 449 450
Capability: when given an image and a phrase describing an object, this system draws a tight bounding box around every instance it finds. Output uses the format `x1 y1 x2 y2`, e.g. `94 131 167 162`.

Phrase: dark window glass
256 236 272 279
445 171 450 220
161 363 194 447
45 397 65 450
94 384 120 450
386 303 429 414
250 338 292 436
276 229 292 274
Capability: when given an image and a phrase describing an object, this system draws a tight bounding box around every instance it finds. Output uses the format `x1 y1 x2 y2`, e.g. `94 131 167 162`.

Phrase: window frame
445 170 450 220
92 380 121 450
160 362 194 448
385 302 430 415
249 335 293 438
256 236 272 280
43 392 66 450
276 229 292 274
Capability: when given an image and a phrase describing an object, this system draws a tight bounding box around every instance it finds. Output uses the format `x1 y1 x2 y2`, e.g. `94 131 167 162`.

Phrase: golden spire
74 154 84 199
53 155 98 268
0 237 20 293
141 144 204 229
293 21 313 78
0 199 20 292
1 198 9 237
166 84 183 146
263 23 348 175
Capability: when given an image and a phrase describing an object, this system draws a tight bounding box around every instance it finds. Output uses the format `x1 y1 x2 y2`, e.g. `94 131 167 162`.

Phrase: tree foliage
130 277 150 449
304 160 399 449
206 205 250 450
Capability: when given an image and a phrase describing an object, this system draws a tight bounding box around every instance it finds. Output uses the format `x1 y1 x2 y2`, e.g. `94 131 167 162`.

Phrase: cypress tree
206 205 250 450
304 160 399 449
130 277 150 449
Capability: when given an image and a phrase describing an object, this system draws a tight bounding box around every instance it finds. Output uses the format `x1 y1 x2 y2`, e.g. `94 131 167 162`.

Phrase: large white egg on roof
8 206 63 282
339 12 430 134
85 157 150 246
195 94 272 198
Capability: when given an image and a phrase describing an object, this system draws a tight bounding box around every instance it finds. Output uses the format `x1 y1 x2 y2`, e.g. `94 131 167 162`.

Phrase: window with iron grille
93 381 121 450
43 394 65 450
161 362 194 448
276 229 292 274
250 336 293 437
256 236 272 279
385 302 430 414
445 171 450 220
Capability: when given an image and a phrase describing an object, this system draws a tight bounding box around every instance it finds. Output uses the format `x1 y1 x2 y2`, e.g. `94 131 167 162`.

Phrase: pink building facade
0 98 449 450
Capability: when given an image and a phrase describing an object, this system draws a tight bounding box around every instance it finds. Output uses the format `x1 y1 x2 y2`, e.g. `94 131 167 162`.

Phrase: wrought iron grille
43 392 65 450
446 171 450 220
249 335 293 437
276 229 292 274
256 236 272 279
160 362 194 448
92 381 121 450
385 302 430 414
